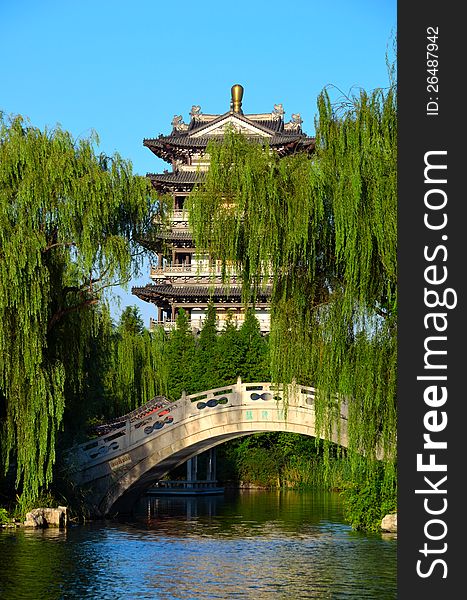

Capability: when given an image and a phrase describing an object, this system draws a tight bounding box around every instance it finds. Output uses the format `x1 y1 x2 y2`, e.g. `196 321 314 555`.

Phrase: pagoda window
174 251 192 266
174 195 187 210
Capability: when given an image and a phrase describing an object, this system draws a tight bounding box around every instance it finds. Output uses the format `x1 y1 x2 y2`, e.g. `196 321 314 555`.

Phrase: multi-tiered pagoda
132 85 314 333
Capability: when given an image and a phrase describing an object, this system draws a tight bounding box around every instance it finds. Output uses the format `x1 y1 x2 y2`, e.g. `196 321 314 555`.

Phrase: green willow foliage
60 306 168 447
0 115 156 506
108 307 168 416
189 85 397 488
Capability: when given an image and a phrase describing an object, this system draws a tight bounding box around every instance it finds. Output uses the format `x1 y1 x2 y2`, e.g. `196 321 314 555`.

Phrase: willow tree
105 306 168 417
189 84 397 512
0 114 157 507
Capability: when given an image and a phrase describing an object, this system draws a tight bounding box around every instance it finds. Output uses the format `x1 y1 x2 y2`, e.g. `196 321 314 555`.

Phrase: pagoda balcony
152 210 189 226
171 209 189 221
150 316 270 334
150 265 230 277
149 318 177 332
150 264 273 284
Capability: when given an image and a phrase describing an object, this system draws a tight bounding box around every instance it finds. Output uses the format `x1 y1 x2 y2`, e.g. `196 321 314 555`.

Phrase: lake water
0 490 397 599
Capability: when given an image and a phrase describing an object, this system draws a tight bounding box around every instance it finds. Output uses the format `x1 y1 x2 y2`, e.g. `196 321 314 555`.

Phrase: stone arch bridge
65 379 348 517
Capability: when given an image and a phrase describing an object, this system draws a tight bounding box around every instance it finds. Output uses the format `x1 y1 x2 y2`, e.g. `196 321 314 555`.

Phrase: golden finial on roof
231 84 244 114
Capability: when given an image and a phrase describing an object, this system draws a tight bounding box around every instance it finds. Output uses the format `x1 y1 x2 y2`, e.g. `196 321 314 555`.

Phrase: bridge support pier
186 455 198 482
186 448 217 483
206 448 216 482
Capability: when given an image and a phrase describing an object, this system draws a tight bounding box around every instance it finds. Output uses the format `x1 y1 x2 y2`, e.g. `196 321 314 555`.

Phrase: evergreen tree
0 115 156 506
238 309 270 381
215 310 243 384
191 302 218 391
119 305 145 335
165 309 195 400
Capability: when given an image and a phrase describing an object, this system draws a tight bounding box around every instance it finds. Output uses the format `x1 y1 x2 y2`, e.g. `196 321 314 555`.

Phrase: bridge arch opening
111 430 347 515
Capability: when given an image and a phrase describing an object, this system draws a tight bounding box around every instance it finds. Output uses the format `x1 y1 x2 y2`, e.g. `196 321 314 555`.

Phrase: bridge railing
64 380 347 472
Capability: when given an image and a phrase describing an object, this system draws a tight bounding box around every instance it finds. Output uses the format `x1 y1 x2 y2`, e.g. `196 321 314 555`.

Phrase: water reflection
135 490 348 540
0 491 397 599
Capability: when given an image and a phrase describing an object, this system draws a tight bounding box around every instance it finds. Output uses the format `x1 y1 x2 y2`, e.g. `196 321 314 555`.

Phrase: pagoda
132 85 314 333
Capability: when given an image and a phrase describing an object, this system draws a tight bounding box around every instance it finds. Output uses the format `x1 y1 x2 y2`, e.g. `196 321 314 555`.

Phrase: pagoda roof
145 132 311 150
135 228 193 252
132 283 271 304
148 171 203 188
144 102 315 163
159 229 193 240
187 111 281 135
144 130 314 163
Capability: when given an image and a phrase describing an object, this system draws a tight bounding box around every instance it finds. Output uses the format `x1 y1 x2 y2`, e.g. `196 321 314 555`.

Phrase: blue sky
1 0 396 326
